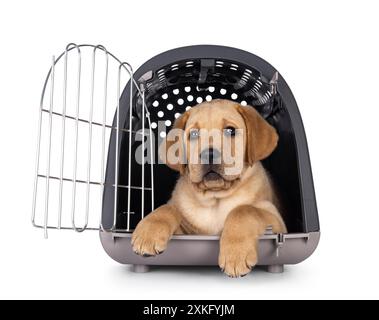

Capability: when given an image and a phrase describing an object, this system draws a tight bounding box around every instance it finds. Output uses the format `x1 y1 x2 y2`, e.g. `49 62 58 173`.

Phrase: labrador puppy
132 99 286 277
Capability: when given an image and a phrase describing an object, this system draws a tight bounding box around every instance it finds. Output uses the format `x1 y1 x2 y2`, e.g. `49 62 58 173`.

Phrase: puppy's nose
200 148 221 164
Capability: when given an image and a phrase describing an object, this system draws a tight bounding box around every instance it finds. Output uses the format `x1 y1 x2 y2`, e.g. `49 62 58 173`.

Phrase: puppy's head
160 99 278 191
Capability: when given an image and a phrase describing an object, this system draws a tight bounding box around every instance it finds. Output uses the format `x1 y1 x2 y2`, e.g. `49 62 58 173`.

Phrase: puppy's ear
236 104 278 165
158 111 189 174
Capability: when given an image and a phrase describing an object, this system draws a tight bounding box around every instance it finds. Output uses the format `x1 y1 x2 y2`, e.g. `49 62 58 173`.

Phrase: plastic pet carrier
32 43 320 274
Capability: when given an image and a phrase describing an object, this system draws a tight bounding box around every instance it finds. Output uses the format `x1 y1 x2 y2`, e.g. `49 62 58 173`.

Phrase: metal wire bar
33 224 100 231
31 80 45 228
144 98 155 212
126 63 134 231
114 66 121 231
84 45 105 233
33 224 137 233
141 91 155 211
37 174 152 190
69 43 84 232
141 86 145 219
139 88 155 214
40 109 147 135
98 45 109 230
116 62 134 232
57 44 74 229
42 56 55 238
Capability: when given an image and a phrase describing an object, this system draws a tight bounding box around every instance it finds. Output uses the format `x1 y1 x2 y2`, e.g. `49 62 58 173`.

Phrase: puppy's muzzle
200 148 223 181
200 148 221 165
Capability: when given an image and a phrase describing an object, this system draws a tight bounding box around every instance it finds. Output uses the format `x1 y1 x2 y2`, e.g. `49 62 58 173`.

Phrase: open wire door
31 44 154 238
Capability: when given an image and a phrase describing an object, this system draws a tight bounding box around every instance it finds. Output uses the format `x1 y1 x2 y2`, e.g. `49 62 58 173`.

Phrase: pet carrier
32 43 320 274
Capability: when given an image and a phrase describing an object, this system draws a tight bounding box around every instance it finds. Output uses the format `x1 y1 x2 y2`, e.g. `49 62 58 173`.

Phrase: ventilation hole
206 95 212 102
162 93 168 100
173 89 180 95
241 100 247 106
187 95 194 102
175 113 181 118
171 64 178 68
220 88 227 95
151 122 157 129
208 86 215 93
152 100 159 107
231 63 238 68
157 111 164 118
186 61 193 64
231 93 238 100
186 106 191 111
185 86 191 92
177 98 184 105
196 97 203 103
165 120 172 127
167 103 173 110
160 131 166 138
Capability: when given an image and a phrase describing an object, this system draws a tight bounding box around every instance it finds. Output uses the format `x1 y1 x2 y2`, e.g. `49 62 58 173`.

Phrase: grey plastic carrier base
100 231 320 273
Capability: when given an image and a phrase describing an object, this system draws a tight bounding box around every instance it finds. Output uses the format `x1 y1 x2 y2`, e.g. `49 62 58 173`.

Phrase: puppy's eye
224 126 236 137
189 129 200 140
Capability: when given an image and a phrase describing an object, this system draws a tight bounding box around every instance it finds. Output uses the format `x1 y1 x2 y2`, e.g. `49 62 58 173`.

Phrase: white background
1 0 379 299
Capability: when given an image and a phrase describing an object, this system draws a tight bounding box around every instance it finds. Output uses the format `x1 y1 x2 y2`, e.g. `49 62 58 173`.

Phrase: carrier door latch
265 227 285 257
275 233 285 257
198 59 215 87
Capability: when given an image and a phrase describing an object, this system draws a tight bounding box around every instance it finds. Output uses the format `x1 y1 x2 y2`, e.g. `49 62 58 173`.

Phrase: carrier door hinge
270 71 279 95
275 233 285 257
138 70 153 83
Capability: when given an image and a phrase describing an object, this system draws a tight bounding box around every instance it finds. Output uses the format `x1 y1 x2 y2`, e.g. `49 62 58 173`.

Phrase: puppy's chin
188 167 243 192
202 177 226 190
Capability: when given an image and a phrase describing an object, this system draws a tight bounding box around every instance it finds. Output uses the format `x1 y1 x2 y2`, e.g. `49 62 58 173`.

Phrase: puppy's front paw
218 238 258 278
131 219 171 257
